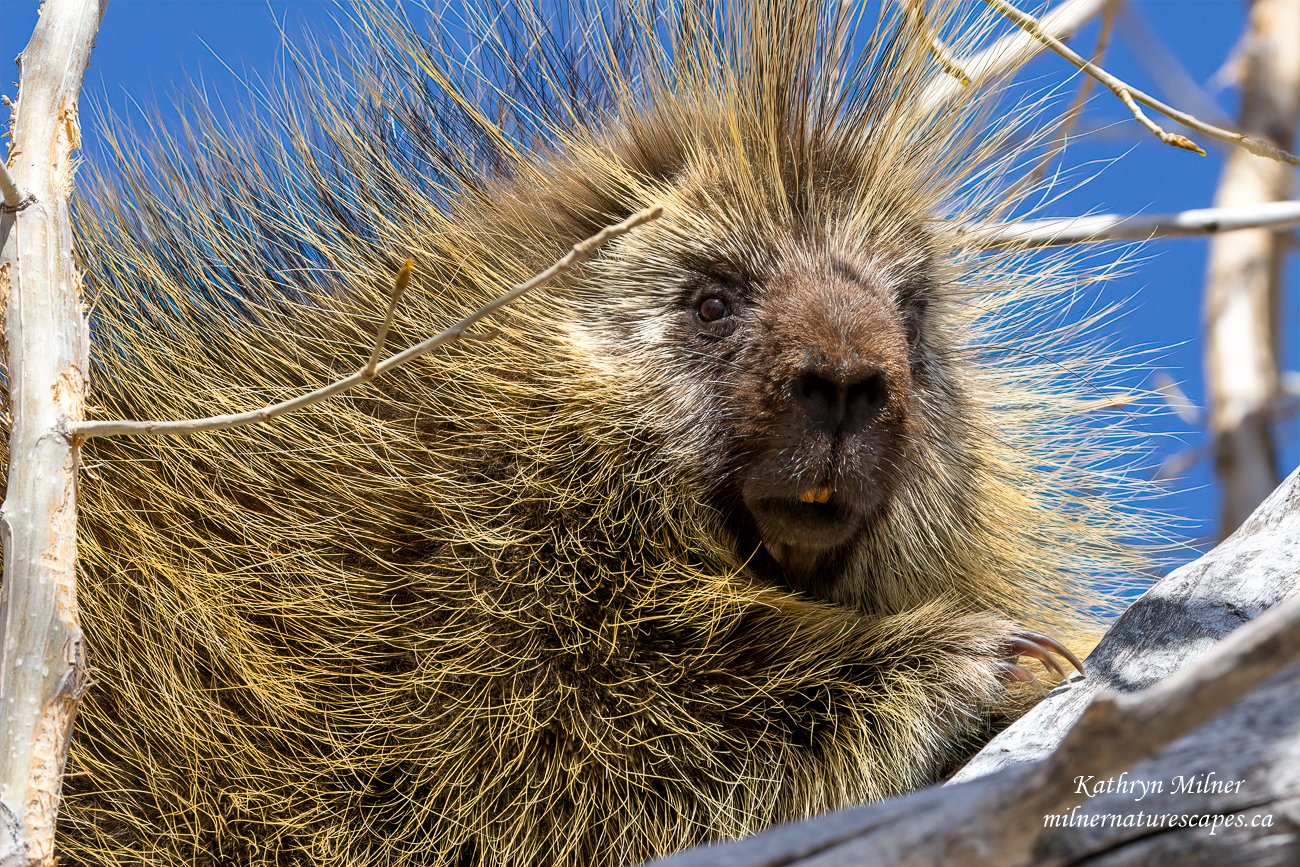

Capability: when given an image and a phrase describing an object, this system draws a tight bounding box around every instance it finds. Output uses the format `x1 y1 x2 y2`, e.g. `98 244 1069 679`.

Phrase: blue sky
3 0 1296 569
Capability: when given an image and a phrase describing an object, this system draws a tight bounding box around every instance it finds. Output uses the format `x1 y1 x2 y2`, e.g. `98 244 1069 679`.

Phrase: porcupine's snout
736 255 919 562
790 357 890 437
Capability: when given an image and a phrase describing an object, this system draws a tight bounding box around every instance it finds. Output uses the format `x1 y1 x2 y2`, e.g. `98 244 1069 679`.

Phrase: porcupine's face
603 182 939 598
676 247 929 593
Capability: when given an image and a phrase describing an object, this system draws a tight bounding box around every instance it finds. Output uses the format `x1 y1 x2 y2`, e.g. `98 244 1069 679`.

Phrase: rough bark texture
0 2 106 865
959 466 1300 777
649 466 1300 866
1204 0 1300 537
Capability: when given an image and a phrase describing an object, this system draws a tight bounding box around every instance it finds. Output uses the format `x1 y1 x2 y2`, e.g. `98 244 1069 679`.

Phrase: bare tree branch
902 0 972 86
0 163 34 215
0 2 107 865
1152 445 1206 483
974 200 1300 247
1153 372 1203 426
70 206 663 440
1002 0 1118 208
979 0 1300 165
918 0 1111 113
361 259 413 377
1115 3 1232 129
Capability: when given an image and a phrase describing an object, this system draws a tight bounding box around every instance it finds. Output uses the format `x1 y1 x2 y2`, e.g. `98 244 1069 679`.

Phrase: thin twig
1152 372 1203 425
1150 373 1300 483
919 0 1111 114
980 0 1300 165
363 259 413 376
1010 0 1118 199
1153 445 1205 483
1285 371 1300 400
1053 0 1117 138
902 0 971 86
973 200 1300 247
1116 3 1231 128
72 205 663 440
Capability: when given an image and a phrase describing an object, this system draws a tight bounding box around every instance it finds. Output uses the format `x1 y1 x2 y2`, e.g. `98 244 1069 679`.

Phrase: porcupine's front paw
925 618 1088 777
880 610 1083 779
995 631 1086 692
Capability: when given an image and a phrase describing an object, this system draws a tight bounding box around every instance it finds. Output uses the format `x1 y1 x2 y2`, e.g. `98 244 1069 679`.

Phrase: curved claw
1017 630 1086 676
1006 636 1067 679
995 660 1046 696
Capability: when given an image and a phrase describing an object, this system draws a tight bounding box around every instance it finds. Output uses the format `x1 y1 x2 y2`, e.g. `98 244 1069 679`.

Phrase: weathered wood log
650 465 1300 866
0 2 107 866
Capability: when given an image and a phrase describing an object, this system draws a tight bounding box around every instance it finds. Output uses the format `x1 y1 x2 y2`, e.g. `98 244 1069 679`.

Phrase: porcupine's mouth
746 485 866 552
722 463 893 599
754 496 846 532
734 483 869 600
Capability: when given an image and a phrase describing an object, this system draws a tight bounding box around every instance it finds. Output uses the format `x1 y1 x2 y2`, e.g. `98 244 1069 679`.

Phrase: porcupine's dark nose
793 367 889 435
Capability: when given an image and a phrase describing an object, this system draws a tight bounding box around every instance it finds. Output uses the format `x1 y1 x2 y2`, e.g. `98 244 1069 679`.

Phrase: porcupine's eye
903 301 926 346
697 296 730 322
899 276 929 346
684 269 746 339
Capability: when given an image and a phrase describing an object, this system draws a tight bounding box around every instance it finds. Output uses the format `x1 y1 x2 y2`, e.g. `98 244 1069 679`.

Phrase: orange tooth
800 486 833 504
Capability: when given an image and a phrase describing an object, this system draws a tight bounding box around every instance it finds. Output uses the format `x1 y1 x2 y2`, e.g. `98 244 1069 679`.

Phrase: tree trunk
1204 0 1300 538
0 2 107 865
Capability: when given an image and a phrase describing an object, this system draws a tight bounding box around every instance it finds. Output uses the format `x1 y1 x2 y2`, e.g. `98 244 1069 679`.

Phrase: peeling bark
0 2 107 866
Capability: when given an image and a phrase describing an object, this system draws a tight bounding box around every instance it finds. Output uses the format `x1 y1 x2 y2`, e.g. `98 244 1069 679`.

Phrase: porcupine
22 0 1145 863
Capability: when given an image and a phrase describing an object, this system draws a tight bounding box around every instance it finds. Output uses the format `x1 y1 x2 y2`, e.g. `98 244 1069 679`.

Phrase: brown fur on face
549 117 951 604
674 247 930 597
733 252 925 582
